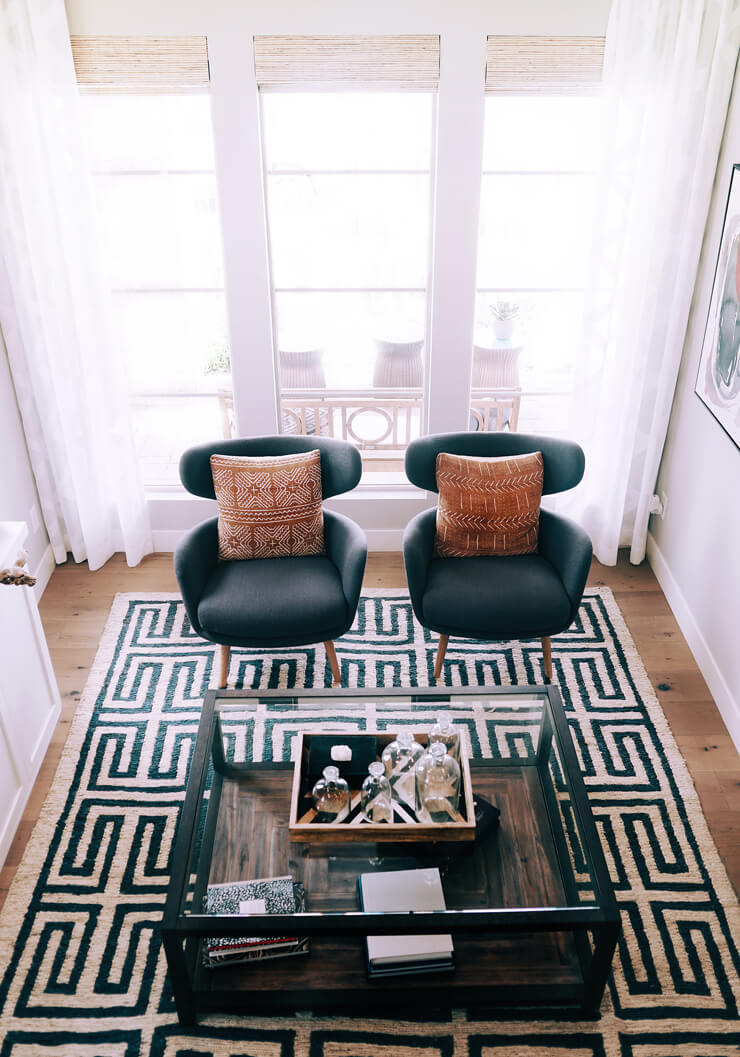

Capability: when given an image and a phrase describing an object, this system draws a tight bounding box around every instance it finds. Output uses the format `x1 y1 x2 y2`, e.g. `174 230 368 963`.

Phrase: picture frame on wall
695 163 740 449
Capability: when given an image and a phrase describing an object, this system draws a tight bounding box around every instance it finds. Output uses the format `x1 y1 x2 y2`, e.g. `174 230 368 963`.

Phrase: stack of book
202 875 308 968
358 867 454 978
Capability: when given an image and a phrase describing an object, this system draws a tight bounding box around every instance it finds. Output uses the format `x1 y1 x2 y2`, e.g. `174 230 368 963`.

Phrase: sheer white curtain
0 0 152 570
568 0 740 565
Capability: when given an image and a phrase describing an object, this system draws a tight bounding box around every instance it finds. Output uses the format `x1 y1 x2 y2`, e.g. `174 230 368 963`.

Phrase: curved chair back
179 435 362 500
405 432 585 495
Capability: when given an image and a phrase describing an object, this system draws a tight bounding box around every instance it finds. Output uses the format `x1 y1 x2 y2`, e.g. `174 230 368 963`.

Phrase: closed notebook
359 867 454 966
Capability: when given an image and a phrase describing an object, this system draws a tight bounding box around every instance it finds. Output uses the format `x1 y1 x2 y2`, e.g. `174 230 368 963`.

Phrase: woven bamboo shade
485 36 604 95
253 35 440 91
70 36 210 91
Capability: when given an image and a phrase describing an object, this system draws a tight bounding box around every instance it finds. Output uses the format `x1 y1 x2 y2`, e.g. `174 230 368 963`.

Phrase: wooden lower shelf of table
192 931 583 1014
192 761 587 1013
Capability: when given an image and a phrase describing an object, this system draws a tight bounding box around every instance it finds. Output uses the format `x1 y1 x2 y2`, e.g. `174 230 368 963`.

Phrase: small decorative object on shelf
311 765 350 821
429 711 460 762
415 742 461 823
361 761 392 823
0 548 36 587
381 730 425 809
489 299 520 341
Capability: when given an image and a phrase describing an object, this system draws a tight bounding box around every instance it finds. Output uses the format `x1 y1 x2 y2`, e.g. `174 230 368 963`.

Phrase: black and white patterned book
203 876 308 966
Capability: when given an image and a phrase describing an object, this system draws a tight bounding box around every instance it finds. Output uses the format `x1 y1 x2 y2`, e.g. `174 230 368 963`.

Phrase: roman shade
485 36 604 95
253 35 440 91
70 36 210 91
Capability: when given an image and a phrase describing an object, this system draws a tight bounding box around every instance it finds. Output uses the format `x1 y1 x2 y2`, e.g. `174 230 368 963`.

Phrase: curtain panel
0 0 152 569
568 0 740 564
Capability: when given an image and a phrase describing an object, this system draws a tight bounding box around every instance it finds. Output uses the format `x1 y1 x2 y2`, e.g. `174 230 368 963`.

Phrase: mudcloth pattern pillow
434 451 543 557
210 450 324 560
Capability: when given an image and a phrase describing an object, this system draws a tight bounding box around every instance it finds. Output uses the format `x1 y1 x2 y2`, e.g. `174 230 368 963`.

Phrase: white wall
649 60 740 752
0 331 52 586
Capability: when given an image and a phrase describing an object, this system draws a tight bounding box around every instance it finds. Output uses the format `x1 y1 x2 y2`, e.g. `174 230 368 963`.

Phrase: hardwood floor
1 552 738 914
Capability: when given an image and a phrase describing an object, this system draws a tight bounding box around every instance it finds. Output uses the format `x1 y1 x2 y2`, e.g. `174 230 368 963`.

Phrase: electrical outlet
659 491 668 521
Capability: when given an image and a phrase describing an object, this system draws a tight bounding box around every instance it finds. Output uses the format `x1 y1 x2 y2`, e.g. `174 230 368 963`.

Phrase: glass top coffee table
162 685 620 1024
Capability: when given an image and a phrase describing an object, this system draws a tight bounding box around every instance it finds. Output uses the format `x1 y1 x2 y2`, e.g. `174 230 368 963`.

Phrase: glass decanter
311 765 350 821
415 741 461 823
361 761 392 823
429 711 461 762
381 730 424 809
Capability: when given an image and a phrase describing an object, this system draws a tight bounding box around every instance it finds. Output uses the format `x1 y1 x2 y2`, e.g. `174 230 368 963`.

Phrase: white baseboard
365 530 404 552
152 530 186 552
153 528 405 553
646 530 740 753
32 544 56 600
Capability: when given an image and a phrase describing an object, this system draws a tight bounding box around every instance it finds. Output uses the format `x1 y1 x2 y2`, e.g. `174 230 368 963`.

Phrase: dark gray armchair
175 436 367 688
403 433 592 683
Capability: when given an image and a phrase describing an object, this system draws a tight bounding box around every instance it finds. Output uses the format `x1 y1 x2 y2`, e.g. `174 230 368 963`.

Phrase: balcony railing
217 387 521 447
127 384 545 488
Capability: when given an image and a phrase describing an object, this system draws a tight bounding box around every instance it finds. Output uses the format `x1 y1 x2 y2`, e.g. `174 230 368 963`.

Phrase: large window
472 37 604 436
262 92 433 391
75 38 231 489
72 31 604 495
256 36 437 474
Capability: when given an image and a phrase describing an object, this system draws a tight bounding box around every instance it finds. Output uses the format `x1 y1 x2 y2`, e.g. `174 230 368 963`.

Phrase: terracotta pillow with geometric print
210 450 325 560
434 450 543 557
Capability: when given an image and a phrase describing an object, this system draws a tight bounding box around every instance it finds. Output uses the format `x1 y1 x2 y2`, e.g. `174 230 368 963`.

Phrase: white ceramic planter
491 317 517 341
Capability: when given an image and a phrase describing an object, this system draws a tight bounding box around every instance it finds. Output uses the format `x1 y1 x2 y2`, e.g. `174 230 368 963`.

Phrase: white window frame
65 0 611 551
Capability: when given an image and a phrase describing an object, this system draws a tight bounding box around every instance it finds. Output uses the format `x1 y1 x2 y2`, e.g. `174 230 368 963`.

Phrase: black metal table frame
162 684 621 1024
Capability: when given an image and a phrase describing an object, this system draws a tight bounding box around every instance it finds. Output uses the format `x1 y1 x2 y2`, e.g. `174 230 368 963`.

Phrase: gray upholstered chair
403 433 592 683
175 436 367 688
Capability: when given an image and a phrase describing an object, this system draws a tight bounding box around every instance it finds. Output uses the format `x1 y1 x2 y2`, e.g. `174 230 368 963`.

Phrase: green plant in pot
204 340 231 376
489 300 519 341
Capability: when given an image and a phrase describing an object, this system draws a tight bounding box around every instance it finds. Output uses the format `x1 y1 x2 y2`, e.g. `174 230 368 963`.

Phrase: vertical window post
426 26 487 436
208 29 280 436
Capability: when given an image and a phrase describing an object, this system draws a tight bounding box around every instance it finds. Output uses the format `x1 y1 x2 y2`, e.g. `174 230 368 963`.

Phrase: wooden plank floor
1 552 738 914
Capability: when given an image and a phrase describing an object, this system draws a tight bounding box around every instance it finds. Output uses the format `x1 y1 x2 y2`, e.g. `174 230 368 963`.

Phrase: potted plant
489 300 519 341
204 340 231 376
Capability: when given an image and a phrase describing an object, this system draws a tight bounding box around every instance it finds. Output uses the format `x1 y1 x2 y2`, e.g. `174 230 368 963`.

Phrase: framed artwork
695 163 740 449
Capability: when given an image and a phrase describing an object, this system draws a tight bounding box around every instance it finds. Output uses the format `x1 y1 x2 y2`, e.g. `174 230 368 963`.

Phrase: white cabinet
0 522 61 866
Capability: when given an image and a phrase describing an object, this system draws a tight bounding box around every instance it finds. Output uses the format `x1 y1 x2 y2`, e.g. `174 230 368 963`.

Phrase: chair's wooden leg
324 641 341 685
218 645 230 689
542 637 552 683
434 634 449 681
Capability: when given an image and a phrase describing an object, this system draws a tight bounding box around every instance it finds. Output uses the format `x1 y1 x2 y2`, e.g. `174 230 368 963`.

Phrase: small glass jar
381 730 425 808
361 761 392 823
429 711 460 762
415 741 461 823
311 765 350 821
381 730 424 777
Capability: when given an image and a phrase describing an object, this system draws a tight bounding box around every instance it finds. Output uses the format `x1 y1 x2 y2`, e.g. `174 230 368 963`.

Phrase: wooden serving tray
288 730 475 843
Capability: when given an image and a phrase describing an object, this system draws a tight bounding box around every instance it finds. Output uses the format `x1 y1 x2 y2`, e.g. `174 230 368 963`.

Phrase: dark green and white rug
1 588 738 1057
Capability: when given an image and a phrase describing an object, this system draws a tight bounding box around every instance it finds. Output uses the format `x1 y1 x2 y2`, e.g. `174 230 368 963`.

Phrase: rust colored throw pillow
210 450 325 560
434 451 544 557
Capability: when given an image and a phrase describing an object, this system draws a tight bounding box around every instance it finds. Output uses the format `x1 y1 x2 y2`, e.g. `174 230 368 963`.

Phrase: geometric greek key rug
1 588 739 1057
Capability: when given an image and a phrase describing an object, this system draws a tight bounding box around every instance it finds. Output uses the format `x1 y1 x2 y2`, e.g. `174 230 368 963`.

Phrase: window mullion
426 27 487 436
208 28 279 436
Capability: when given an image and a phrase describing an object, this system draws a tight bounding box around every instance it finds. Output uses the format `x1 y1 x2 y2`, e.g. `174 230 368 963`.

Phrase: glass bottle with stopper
311 765 350 821
381 730 424 808
361 761 392 823
429 711 460 762
415 741 461 823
